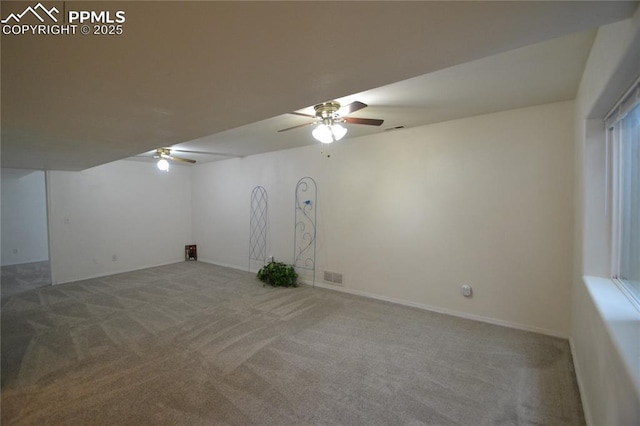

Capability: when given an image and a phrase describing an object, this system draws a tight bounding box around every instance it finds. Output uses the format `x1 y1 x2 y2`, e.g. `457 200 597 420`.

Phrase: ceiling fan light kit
156 158 170 171
312 123 346 144
312 101 345 143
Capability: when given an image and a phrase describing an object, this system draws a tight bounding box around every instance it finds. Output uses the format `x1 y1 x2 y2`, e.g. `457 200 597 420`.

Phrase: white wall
1 169 49 266
192 101 575 337
47 160 193 284
572 7 640 425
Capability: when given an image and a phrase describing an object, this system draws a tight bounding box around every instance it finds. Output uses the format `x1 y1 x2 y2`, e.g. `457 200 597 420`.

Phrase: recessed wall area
192 101 575 337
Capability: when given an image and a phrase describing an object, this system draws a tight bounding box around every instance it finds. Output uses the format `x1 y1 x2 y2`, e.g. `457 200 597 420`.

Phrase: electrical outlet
461 284 472 297
112 254 117 262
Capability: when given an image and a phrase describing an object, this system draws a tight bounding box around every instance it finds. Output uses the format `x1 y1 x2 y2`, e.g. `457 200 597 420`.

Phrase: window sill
614 278 640 312
583 275 640 396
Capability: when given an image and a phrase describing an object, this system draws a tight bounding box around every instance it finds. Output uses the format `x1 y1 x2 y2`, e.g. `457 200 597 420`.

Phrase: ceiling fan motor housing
156 148 171 158
314 101 341 125
315 101 340 117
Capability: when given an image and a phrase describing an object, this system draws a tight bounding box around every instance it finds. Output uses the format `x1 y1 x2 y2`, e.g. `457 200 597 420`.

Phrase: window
607 78 640 306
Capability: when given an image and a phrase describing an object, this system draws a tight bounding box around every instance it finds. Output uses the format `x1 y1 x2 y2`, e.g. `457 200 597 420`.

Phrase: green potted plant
257 261 298 287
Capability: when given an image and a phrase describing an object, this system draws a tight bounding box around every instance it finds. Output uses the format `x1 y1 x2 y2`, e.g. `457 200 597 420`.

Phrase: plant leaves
257 261 298 287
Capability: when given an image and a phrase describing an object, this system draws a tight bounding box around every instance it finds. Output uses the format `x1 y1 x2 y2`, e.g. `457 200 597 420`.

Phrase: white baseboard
53 259 186 285
197 258 252 273
299 278 568 339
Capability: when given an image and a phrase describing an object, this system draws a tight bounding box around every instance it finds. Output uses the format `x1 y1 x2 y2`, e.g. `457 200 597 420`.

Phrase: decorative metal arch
294 177 317 286
249 186 268 271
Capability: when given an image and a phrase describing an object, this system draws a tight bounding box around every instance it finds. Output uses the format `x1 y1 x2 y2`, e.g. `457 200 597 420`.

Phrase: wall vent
323 271 344 286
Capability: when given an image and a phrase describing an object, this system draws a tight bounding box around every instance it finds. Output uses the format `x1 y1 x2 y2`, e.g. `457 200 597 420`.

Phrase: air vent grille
323 271 344 286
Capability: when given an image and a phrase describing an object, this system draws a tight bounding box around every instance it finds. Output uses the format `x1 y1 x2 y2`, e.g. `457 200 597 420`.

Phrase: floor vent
323 271 344 286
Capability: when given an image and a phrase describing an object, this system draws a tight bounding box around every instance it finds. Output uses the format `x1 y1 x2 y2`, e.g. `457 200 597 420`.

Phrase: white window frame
606 76 640 310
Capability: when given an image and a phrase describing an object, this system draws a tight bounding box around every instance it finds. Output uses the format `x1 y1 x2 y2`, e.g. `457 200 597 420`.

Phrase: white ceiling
156 29 596 164
2 1 637 171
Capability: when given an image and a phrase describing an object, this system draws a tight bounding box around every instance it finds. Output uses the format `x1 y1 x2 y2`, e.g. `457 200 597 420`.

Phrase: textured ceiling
1 1 637 170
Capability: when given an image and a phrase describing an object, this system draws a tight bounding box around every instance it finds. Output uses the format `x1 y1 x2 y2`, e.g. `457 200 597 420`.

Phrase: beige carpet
1 262 584 425
1 261 51 298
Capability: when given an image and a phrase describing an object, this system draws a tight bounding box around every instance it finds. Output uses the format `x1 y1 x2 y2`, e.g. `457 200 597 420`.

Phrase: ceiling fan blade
340 101 368 115
343 117 384 126
172 149 241 157
167 155 196 164
289 111 316 118
278 122 315 132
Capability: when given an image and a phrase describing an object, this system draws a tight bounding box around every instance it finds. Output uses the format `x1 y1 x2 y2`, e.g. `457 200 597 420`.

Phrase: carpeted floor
1 261 51 299
1 262 584 425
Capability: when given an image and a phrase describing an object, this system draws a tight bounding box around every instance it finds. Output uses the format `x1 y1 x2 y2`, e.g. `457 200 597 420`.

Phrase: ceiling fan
278 101 384 143
153 148 194 171
155 147 195 163
141 148 240 171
